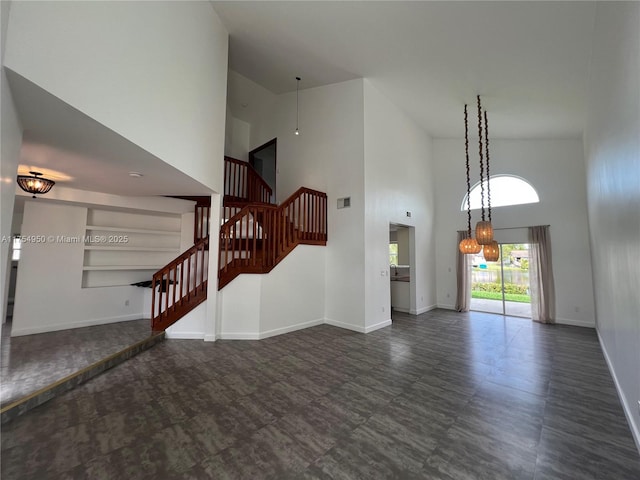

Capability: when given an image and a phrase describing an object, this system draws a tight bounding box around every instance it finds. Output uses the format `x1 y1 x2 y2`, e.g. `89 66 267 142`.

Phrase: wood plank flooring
2 309 639 479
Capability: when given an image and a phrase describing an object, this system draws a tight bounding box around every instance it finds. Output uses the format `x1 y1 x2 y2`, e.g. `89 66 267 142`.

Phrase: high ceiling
212 1 597 138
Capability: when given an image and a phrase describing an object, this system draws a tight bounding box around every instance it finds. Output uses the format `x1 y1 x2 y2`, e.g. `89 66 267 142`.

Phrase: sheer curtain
455 230 471 312
529 225 556 323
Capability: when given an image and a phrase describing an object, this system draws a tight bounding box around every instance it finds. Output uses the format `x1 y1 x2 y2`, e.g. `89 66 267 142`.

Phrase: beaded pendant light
459 104 482 254
481 109 500 261
474 95 494 245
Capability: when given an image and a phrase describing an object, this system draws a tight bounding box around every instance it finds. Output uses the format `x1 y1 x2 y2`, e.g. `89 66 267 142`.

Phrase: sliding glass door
470 243 531 318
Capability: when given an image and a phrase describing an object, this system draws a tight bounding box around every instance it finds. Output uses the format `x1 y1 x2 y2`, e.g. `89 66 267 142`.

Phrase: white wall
12 202 145 335
11 193 193 335
363 81 437 328
433 138 596 327
1 0 22 323
225 106 251 161
165 302 207 340
249 79 368 332
584 2 640 450
219 275 262 339
229 70 276 146
218 246 325 339
260 245 325 336
4 1 228 194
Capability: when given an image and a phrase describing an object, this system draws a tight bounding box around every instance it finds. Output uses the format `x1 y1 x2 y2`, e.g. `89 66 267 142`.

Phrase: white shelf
85 225 180 235
82 208 182 288
84 246 178 252
83 265 164 271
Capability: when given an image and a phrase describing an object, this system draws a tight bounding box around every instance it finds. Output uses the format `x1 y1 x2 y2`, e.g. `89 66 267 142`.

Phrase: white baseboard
364 319 392 333
597 330 640 454
259 318 324 339
555 317 596 328
165 331 205 340
219 332 260 340
220 318 324 340
10 313 145 337
204 334 216 342
324 318 366 333
410 304 437 315
393 307 410 313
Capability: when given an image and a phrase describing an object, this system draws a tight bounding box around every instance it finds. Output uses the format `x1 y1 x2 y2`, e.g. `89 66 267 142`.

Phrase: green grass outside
471 290 531 303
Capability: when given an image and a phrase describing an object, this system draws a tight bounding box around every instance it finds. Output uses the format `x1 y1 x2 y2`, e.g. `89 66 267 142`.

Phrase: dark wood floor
2 309 639 479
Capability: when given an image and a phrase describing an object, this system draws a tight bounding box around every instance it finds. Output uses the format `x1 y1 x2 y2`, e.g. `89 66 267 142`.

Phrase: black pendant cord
477 95 485 222
464 105 472 237
484 110 492 222
295 77 301 132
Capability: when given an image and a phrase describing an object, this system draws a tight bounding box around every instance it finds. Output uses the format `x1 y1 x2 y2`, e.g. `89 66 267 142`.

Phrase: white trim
410 304 437 315
324 318 365 333
598 330 640 454
259 318 324 339
219 332 260 340
165 331 205 340
364 319 392 333
555 317 596 328
10 314 145 336
204 334 216 342
437 303 456 310
393 307 410 313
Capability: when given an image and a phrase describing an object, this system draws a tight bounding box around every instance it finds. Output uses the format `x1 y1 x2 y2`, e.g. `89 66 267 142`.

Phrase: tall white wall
229 70 277 148
3 1 228 194
433 138 596 327
363 81 437 329
225 106 251 161
0 0 22 323
250 79 367 331
584 2 640 450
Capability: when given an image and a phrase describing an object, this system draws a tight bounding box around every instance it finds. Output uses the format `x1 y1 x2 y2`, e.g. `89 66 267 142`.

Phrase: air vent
337 197 351 209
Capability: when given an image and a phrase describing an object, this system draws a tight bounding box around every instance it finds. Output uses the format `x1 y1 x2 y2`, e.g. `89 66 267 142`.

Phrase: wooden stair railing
224 156 273 204
152 236 209 332
218 187 327 289
195 204 210 242
167 196 212 244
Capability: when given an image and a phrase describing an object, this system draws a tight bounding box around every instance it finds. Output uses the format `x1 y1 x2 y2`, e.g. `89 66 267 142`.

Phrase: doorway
249 138 277 203
389 224 417 315
470 243 531 318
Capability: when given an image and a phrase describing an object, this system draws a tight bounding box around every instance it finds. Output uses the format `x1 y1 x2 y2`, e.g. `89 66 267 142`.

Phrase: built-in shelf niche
82 208 181 288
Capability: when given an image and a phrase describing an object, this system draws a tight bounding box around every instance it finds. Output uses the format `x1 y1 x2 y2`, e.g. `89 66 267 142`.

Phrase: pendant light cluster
459 96 498 261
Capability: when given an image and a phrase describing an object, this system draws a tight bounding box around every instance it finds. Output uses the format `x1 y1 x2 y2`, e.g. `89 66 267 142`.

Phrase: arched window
461 175 539 211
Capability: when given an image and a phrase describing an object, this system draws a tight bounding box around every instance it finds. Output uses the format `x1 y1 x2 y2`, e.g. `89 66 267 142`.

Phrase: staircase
151 156 327 332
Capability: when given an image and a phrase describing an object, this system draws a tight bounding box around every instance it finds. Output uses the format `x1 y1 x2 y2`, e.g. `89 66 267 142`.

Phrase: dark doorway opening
249 138 277 203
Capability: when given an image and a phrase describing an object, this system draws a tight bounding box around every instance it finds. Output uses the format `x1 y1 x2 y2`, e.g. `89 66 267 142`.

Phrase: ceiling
7 70 212 198
213 1 597 138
